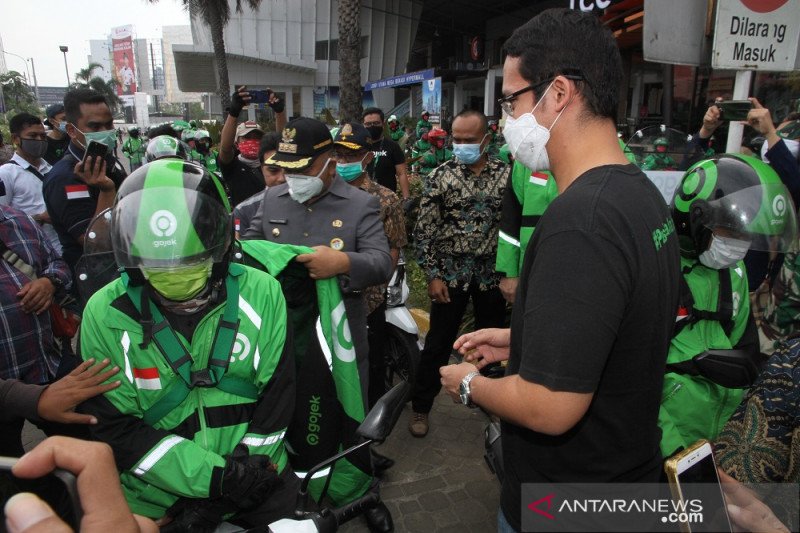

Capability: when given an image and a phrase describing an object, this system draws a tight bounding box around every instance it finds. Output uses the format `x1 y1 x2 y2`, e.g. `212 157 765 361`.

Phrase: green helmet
111 159 232 281
145 135 189 162
172 120 190 132
181 129 196 143
671 154 797 257
654 137 669 147
194 129 211 141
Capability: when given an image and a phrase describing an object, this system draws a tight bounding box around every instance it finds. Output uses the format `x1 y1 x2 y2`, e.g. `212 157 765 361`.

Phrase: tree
71 63 121 110
338 0 363 123
150 0 263 111
0 71 37 112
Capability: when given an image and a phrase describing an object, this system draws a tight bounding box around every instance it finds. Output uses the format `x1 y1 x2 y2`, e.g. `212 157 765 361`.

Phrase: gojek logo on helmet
772 194 787 221
150 210 178 247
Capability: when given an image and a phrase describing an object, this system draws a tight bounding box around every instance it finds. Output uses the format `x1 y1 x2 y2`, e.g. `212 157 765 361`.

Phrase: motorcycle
383 253 421 390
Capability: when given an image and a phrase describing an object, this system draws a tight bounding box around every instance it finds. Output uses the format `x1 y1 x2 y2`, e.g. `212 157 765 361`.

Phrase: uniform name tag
268 219 288 225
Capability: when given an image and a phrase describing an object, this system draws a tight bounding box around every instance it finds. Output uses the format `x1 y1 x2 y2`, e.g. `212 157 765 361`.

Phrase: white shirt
0 153 62 254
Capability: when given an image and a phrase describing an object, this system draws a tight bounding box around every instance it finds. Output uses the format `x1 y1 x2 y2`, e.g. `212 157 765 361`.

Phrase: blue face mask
57 121 68 134
336 154 368 182
452 134 488 165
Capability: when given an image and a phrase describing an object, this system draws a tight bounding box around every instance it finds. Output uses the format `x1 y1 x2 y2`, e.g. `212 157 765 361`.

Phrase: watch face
459 391 469 405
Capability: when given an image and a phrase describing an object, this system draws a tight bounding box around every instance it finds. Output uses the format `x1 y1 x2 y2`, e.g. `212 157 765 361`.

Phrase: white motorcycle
383 253 421 389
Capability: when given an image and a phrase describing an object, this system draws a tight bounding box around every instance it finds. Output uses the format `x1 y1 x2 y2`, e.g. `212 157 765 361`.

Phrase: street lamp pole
3 51 31 84
59 45 70 87
28 58 40 104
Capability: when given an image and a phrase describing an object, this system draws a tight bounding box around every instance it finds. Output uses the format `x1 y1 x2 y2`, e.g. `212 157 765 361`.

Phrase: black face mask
197 142 210 154
20 139 48 159
130 132 139 138
367 126 384 140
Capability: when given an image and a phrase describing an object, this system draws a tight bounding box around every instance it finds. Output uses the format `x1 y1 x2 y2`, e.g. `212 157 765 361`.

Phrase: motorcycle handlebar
332 492 380 526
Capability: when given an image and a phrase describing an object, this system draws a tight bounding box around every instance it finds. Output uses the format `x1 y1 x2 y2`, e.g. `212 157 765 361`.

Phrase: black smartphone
82 140 109 167
0 456 82 530
248 89 273 104
716 100 753 122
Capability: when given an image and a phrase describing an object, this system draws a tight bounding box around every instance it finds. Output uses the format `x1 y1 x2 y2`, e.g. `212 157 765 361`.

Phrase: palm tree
71 63 121 110
338 0 362 123
150 0 263 110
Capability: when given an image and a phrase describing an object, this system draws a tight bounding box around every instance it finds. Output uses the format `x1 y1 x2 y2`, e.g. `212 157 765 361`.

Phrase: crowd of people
1 7 799 533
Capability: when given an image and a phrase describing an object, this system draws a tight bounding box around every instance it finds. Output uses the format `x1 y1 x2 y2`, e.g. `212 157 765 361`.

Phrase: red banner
112 25 137 97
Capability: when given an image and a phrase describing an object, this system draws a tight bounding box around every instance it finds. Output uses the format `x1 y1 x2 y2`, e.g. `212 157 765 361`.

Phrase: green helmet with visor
671 154 797 258
111 159 232 300
145 135 190 163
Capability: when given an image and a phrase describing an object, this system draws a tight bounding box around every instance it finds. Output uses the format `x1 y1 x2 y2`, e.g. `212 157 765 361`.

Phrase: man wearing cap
218 86 287 207
242 117 393 532
43 104 70 165
242 117 393 397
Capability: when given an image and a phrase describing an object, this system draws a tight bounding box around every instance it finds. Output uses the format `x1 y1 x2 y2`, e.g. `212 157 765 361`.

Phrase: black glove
268 93 285 114
218 445 283 511
161 498 229 533
229 88 248 118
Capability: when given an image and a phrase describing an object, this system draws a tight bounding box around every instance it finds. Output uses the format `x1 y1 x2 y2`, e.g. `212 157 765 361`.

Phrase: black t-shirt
365 137 405 193
501 164 680 531
43 136 69 165
218 155 265 208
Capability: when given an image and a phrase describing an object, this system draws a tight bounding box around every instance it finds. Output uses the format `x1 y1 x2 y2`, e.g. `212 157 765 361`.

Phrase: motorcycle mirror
356 381 411 443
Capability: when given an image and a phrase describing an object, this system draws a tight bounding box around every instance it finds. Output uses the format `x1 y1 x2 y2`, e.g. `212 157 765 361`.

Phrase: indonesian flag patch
65 184 90 200
133 367 162 390
676 306 689 323
529 172 548 187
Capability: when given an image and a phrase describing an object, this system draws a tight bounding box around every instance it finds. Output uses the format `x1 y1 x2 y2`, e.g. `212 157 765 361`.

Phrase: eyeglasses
497 71 585 116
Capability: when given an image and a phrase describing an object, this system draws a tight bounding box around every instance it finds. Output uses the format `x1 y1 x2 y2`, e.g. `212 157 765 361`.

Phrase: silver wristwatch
459 371 480 407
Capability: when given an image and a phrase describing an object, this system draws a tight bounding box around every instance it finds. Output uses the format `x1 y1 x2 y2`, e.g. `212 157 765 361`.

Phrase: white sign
713 0 800 71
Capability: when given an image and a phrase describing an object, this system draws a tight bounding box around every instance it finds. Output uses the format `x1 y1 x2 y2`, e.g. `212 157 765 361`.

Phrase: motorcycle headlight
386 284 402 307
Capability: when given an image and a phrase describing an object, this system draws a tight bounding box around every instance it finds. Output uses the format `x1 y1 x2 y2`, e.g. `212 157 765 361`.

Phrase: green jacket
240 240 371 506
123 137 146 162
659 257 754 457
79 264 294 518
190 149 220 173
419 147 452 175
495 162 558 278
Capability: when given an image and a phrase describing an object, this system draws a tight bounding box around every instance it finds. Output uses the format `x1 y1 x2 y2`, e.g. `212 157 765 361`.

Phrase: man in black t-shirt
440 10 680 533
43 104 70 165
217 86 286 207
362 107 409 199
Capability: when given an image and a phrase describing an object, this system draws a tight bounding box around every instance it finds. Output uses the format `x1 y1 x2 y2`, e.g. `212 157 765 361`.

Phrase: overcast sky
0 0 190 87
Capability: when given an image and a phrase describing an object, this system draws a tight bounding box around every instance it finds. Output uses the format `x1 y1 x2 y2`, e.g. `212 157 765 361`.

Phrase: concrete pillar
484 68 498 117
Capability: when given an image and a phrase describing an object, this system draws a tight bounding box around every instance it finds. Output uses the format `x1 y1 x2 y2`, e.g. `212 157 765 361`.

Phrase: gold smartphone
664 440 732 533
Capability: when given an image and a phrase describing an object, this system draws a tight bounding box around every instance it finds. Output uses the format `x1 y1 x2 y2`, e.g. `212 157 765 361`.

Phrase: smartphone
248 89 273 104
716 100 753 122
0 456 82 529
82 140 109 167
664 440 732 533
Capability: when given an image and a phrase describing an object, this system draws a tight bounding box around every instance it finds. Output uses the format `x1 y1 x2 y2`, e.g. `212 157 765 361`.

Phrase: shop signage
713 0 799 70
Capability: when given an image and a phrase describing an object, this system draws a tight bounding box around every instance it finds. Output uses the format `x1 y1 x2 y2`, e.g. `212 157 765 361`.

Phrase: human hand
296 246 350 279
267 88 285 114
229 86 251 118
17 278 55 315
719 470 788 533
73 156 113 192
37 358 121 424
219 446 282 510
6 436 157 533
428 278 450 303
747 98 777 137
454 328 511 370
498 277 518 304
440 362 478 402
700 104 723 138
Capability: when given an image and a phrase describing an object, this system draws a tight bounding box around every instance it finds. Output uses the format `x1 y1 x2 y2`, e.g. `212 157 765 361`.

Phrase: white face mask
285 160 329 204
698 234 751 269
761 138 800 163
502 82 569 172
